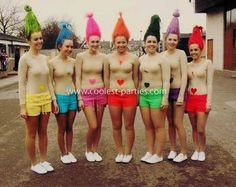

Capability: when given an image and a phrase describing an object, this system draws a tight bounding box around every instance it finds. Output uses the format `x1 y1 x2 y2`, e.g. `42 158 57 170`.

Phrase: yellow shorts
26 92 52 116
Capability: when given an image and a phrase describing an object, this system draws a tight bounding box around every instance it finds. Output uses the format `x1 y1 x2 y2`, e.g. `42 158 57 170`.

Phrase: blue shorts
56 93 77 113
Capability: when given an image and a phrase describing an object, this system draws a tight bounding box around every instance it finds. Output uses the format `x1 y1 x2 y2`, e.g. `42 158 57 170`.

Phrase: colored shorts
81 87 107 107
26 92 52 116
108 90 137 108
185 94 207 112
139 88 164 108
168 88 187 102
56 93 77 113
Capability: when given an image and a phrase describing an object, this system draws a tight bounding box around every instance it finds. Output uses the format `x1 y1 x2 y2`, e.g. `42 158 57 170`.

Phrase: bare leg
167 103 176 151
197 112 208 151
66 110 76 153
151 109 166 157
140 107 155 153
93 105 105 152
123 107 137 155
108 106 123 154
188 112 200 151
56 113 67 155
173 104 187 154
25 116 39 165
83 106 97 152
38 113 50 161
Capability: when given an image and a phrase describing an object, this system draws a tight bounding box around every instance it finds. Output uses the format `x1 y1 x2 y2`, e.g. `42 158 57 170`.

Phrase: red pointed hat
188 25 204 50
112 12 130 42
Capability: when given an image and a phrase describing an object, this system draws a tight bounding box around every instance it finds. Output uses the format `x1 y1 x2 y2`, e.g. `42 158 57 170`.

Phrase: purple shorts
168 88 187 102
81 87 107 107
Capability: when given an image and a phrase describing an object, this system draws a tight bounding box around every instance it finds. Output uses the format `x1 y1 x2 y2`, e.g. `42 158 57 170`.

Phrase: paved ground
0 71 236 187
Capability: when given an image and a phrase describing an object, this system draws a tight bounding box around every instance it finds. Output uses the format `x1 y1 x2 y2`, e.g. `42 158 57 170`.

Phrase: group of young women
18 6 214 174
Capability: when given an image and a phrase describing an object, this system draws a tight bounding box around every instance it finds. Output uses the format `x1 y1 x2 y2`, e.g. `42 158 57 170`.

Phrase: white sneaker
115 154 124 163
85 152 95 162
167 151 177 160
198 152 206 161
68 152 77 163
173 153 187 163
61 155 72 164
122 154 132 163
40 161 54 172
146 154 163 164
93 152 103 162
141 152 152 162
31 163 47 174
191 151 199 161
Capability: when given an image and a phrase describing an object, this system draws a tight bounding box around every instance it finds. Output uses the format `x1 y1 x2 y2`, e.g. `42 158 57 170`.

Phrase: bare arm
103 55 110 89
18 56 27 106
132 56 139 89
206 59 214 110
47 58 56 101
160 57 170 107
75 54 83 100
177 50 188 104
137 58 142 90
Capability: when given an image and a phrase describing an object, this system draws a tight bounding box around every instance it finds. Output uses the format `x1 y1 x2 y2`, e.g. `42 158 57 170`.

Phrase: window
233 29 236 47
231 8 236 24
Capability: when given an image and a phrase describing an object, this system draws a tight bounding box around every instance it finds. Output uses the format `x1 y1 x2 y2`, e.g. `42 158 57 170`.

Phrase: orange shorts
185 94 207 112
108 91 138 108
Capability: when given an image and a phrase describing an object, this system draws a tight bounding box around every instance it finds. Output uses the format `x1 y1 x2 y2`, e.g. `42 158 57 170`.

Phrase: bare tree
0 2 24 35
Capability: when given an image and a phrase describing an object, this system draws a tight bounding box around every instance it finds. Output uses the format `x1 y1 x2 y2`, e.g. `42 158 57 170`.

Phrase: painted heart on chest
117 79 125 86
89 79 96 85
144 82 150 88
191 88 197 94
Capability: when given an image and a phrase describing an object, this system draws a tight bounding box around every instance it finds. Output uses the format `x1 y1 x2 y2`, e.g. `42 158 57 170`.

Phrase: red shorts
185 94 207 112
108 91 138 108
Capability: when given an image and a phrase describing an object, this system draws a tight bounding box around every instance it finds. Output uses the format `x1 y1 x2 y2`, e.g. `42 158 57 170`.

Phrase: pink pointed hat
86 12 101 41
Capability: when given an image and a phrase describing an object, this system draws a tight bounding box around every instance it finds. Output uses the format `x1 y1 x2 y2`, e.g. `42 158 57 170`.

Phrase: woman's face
166 34 178 50
189 43 202 60
145 35 158 54
114 36 128 54
88 35 100 53
29 31 43 50
59 39 73 57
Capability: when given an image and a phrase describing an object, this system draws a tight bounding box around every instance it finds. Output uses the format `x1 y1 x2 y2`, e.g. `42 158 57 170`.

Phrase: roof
0 33 26 43
194 0 236 13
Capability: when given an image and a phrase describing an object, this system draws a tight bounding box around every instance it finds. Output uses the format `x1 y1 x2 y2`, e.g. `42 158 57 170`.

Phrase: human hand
161 104 168 111
78 100 84 112
205 104 211 113
20 106 27 120
52 100 59 114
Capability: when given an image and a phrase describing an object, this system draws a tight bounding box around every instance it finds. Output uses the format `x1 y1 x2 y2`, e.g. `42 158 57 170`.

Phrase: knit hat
144 14 161 42
85 12 101 42
166 9 180 38
112 12 130 42
24 5 41 39
56 21 73 48
188 25 204 50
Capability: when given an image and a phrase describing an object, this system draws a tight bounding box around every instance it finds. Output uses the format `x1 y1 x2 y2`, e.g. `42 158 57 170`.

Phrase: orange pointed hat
112 12 130 42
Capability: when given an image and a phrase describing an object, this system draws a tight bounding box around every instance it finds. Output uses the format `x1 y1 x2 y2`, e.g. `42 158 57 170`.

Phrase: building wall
206 10 224 70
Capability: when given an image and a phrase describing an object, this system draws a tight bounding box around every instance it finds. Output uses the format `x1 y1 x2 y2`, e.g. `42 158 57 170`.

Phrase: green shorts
139 88 164 108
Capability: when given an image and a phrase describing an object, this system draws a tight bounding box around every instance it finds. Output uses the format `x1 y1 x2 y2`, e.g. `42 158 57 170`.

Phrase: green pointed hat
24 5 41 39
144 15 161 42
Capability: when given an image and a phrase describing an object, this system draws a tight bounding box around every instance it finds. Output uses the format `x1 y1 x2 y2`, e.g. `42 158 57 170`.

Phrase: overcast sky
6 0 206 41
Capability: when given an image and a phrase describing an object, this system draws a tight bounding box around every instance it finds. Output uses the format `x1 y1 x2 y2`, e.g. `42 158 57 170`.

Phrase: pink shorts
108 91 138 108
81 87 107 107
185 94 207 112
